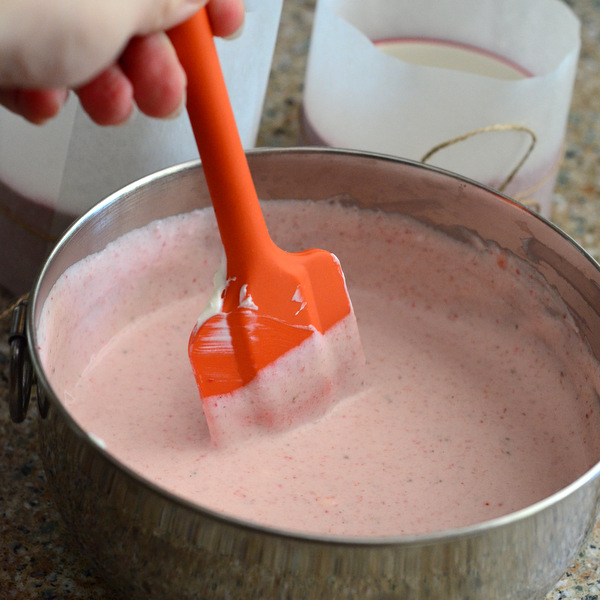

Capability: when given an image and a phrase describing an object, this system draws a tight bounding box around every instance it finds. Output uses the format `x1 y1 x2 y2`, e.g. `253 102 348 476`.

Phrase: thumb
130 0 209 35
0 0 207 88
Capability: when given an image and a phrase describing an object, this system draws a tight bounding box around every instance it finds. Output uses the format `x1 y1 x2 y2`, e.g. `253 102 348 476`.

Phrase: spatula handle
167 9 274 271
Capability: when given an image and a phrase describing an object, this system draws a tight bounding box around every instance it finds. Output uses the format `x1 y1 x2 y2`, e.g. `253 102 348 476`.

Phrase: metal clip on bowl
9 300 49 422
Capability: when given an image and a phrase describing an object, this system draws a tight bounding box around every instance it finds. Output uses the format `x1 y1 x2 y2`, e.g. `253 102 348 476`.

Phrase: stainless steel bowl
16 148 600 599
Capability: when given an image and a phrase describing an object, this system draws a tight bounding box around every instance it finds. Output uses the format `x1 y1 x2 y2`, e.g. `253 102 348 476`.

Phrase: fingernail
112 103 138 127
224 0 246 41
224 18 245 41
18 88 69 126
164 90 187 120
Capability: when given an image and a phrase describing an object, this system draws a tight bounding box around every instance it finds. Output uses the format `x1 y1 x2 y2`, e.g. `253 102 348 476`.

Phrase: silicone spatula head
168 10 365 446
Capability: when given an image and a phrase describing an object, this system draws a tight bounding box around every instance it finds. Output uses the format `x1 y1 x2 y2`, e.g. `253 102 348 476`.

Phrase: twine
421 123 538 194
0 202 59 243
510 140 564 213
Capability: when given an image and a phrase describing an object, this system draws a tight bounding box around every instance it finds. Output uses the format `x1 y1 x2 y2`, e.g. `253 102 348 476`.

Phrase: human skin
0 0 245 125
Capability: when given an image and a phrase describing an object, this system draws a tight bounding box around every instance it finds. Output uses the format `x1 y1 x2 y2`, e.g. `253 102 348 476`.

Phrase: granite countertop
1 0 600 598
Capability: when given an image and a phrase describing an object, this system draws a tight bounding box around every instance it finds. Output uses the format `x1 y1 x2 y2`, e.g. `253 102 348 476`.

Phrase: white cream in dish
38 201 600 537
375 38 530 80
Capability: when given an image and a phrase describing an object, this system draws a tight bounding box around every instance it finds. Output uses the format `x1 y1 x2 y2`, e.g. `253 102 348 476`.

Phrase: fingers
2 33 185 127
75 65 135 126
3 31 187 126
119 33 186 119
132 0 245 38
74 32 186 126
207 0 246 38
0 0 245 125
72 0 245 127
0 88 68 124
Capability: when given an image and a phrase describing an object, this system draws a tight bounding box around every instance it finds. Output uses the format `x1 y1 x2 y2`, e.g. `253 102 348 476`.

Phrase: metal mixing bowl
13 148 600 599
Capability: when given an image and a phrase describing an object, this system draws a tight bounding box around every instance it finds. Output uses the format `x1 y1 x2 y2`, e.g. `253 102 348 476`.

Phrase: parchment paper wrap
302 0 580 217
0 0 282 293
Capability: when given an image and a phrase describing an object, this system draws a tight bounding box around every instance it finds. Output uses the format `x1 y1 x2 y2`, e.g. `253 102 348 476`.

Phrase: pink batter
38 201 600 537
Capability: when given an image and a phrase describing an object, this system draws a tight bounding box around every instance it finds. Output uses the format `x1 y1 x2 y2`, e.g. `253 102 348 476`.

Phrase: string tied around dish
420 124 561 213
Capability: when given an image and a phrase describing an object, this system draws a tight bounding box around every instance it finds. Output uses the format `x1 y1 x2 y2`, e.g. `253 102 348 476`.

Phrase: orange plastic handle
167 10 276 275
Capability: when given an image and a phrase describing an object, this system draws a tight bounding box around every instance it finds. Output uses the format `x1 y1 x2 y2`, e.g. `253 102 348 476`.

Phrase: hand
0 0 245 125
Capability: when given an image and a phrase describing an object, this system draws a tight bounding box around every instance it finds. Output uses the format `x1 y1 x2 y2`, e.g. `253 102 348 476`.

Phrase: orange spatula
168 9 364 446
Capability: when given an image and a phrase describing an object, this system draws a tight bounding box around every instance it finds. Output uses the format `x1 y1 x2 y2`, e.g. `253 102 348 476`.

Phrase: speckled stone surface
1 0 600 597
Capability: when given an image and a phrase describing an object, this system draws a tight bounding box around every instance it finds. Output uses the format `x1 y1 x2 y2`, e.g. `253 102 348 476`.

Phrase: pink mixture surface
38 201 600 537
